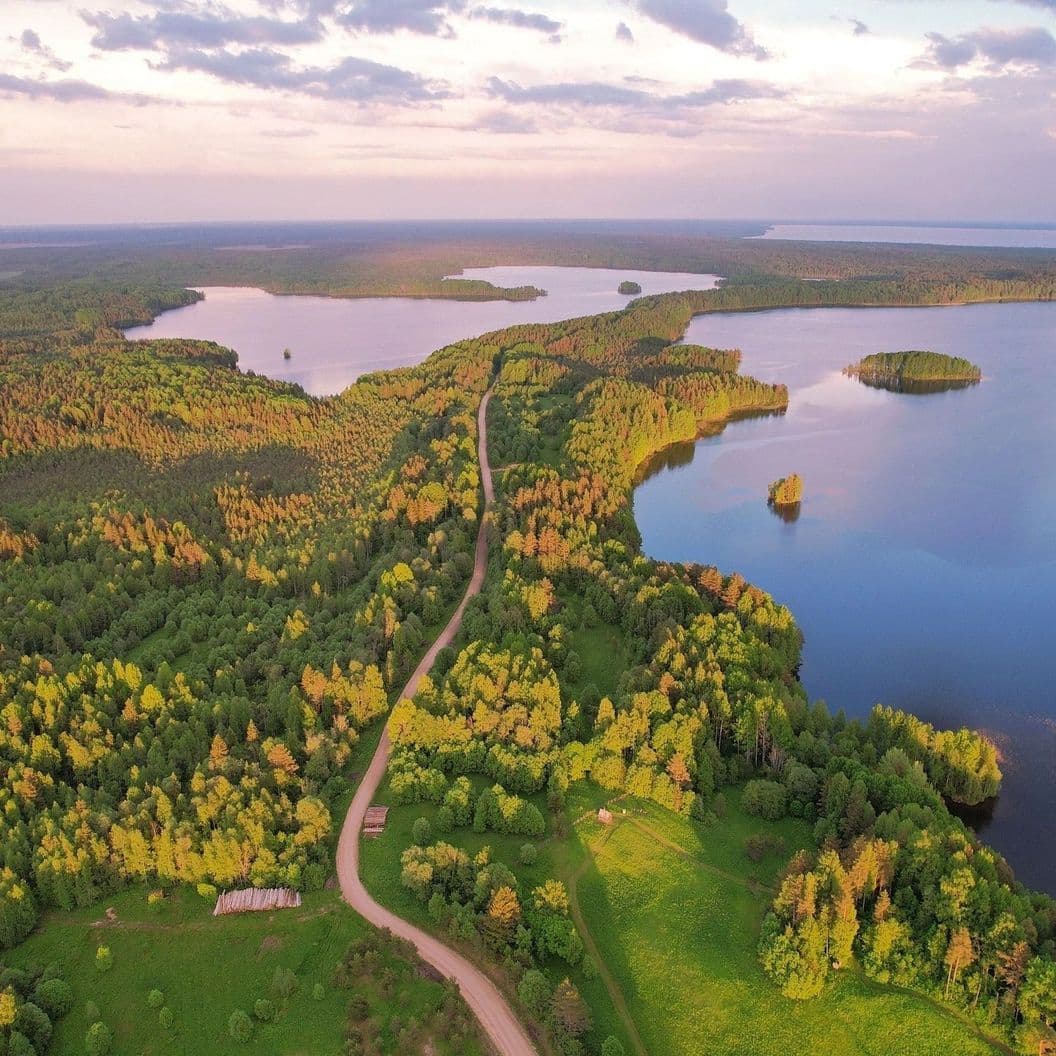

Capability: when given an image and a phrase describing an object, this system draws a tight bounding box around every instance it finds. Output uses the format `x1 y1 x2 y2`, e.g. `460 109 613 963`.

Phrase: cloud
0 73 152 104
670 78 785 105
157 46 452 102
471 7 562 41
82 7 324 51
1005 0 1056 11
851 18 869 37
615 21 634 43
918 26 1056 69
18 27 72 71
335 0 466 36
472 109 539 133
486 75 783 111
630 0 768 59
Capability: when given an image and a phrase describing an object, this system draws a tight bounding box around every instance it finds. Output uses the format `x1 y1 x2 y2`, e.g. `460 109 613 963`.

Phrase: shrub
602 1038 626 1056
147 989 165 1009
519 843 537 866
254 998 276 1022
412 817 432 845
196 883 218 901
95 946 113 972
348 996 369 1021
742 780 788 821
312 983 325 1001
228 1009 253 1042
85 1001 100 1024
159 1007 174 1029
85 1021 113 1056
34 977 74 1017
517 969 551 1019
8 1030 35 1056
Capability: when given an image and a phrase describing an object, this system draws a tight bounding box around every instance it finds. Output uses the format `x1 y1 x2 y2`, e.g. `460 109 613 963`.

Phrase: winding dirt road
336 389 539 1056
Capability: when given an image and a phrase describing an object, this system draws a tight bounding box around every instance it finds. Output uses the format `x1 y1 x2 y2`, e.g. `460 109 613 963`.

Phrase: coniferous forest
1 240 1055 1056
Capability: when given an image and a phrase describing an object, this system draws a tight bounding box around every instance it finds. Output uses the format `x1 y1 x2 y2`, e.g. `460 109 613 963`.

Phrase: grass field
558 788 1007 1056
2 885 484 1056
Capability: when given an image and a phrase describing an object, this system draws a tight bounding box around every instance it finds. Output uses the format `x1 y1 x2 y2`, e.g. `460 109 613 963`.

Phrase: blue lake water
634 301 1056 892
124 266 719 397
757 223 1056 248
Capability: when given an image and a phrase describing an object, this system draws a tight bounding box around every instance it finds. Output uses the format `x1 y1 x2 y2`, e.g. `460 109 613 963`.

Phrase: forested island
844 351 982 393
618 281 642 295
768 474 803 508
0 234 1053 1056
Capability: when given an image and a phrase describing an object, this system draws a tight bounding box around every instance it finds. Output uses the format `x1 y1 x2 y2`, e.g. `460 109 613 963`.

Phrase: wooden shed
597 808 614 825
363 805 390 837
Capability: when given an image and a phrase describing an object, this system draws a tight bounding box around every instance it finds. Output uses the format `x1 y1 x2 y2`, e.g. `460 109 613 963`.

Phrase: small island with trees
618 280 642 295
768 473 803 508
844 350 982 393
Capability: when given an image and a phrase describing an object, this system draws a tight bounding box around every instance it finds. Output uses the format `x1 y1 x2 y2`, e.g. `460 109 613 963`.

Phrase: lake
124 266 719 396
634 301 1056 893
757 223 1056 248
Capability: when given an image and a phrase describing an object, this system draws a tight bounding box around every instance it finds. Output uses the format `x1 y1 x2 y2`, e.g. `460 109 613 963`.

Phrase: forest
1 240 1054 1056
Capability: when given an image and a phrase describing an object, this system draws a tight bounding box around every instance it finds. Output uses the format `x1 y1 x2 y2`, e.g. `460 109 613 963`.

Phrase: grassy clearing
563 790 1005 1056
2 885 483 1056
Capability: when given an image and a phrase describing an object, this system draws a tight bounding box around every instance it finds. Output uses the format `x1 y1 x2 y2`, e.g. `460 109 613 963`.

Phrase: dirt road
336 389 538 1056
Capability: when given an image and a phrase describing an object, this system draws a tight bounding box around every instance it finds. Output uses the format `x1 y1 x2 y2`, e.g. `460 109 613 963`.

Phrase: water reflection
851 376 981 396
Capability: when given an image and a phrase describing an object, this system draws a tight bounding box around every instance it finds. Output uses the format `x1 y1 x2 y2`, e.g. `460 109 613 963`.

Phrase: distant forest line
2 221 1056 340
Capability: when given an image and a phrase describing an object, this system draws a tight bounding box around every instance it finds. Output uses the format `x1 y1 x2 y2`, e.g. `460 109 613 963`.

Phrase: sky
1 0 1054 224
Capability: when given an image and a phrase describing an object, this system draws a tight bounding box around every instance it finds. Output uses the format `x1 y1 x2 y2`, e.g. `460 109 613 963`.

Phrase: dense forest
2 241 1055 1055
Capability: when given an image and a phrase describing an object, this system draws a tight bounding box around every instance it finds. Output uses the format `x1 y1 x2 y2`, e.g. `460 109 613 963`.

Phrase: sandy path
336 389 538 1056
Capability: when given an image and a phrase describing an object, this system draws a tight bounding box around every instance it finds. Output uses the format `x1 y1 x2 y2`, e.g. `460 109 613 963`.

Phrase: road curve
336 389 539 1056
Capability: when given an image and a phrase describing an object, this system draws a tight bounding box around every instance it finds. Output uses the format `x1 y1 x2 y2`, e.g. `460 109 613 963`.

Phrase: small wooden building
213 887 301 916
363 805 390 837
597 808 614 825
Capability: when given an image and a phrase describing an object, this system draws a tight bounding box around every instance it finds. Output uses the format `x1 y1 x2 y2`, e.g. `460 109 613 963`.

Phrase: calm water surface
757 223 1056 248
124 266 719 396
635 301 1056 892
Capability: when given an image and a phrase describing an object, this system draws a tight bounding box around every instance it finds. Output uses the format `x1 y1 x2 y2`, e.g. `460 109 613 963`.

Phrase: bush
312 983 325 1001
602 1038 626 1056
95 946 113 972
412 817 432 845
85 1021 113 1056
517 969 552 1019
84 1001 100 1024
228 1009 253 1042
254 998 276 1022
8 1030 35 1056
147 989 165 1010
742 780 788 821
159 1007 174 1029
196 882 218 901
519 843 537 866
34 977 74 1017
